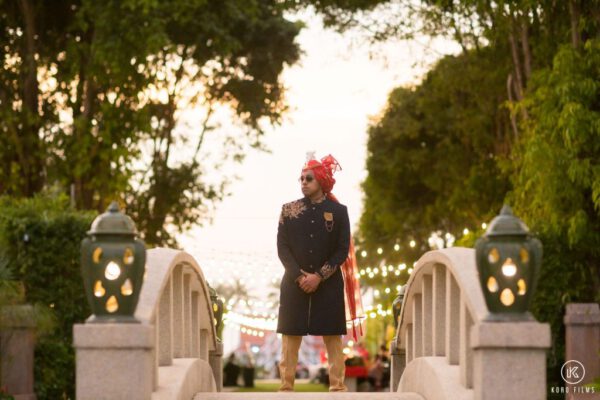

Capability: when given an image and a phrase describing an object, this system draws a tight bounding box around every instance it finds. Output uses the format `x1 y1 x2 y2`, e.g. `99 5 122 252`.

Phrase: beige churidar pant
279 334 347 392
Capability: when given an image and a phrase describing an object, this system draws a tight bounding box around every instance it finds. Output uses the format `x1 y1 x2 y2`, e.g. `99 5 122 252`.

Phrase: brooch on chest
324 212 334 232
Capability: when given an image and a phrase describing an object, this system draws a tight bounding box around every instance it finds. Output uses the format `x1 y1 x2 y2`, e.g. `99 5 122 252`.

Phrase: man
276 154 351 392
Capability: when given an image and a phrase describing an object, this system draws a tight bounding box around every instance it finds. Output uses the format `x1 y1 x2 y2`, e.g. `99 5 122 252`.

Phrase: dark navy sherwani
276 196 350 336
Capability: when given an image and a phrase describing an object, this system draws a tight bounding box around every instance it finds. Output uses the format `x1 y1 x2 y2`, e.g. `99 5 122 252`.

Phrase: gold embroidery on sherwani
279 200 307 224
319 262 337 280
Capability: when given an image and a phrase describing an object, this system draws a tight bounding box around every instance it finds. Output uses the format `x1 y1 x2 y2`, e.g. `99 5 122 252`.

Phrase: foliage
0 0 302 246
508 39 600 389
329 0 600 392
0 387 14 400
0 193 93 399
358 47 511 267
509 39 600 298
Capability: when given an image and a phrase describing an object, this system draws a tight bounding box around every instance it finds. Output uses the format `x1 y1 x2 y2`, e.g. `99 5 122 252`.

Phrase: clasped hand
298 269 321 293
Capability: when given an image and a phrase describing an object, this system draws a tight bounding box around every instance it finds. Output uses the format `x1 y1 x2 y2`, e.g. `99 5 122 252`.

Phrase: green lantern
208 284 224 336
81 202 146 322
475 205 542 319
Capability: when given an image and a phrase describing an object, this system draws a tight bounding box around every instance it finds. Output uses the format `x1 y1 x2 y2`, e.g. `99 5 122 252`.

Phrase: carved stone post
390 338 406 392
564 303 600 400
0 305 36 400
209 340 224 392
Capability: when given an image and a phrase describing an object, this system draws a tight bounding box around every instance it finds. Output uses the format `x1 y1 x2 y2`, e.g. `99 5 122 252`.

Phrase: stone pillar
564 303 600 400
209 340 224 392
0 305 36 400
389 338 406 392
471 321 550 400
73 323 154 400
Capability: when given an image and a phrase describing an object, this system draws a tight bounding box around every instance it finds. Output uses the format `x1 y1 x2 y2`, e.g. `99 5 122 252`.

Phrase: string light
377 247 383 255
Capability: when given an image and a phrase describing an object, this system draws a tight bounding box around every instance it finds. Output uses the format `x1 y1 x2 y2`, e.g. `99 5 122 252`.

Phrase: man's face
300 170 320 196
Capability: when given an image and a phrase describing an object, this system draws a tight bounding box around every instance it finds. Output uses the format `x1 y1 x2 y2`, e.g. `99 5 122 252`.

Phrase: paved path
195 393 424 400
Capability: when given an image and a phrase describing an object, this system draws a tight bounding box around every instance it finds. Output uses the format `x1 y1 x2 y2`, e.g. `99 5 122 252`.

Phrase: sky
177 10 460 292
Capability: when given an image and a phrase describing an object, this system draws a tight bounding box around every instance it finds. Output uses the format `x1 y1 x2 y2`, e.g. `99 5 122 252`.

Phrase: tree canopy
324 0 599 387
0 0 302 245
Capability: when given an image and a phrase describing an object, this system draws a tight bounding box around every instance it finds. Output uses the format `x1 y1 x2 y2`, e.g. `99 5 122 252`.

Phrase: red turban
302 154 342 195
301 153 366 341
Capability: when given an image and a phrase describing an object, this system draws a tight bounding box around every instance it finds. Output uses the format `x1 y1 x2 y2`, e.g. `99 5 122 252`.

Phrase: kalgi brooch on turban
302 152 366 341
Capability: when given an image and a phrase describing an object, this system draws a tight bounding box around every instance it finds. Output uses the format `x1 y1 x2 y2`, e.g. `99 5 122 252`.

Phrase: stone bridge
73 247 550 400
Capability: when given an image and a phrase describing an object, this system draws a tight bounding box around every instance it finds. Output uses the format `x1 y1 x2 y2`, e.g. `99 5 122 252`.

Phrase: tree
359 47 511 265
0 0 301 245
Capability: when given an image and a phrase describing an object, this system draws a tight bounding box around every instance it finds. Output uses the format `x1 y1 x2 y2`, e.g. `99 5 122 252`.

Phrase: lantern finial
107 201 120 213
500 204 513 216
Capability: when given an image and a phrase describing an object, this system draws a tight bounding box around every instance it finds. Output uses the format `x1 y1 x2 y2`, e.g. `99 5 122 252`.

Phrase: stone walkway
195 393 424 400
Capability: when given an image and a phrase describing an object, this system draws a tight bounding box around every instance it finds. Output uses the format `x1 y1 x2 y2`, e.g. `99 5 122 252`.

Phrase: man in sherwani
276 154 350 392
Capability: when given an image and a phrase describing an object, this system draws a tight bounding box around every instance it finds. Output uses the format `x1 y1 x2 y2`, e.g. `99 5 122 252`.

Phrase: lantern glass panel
520 247 529 263
106 295 119 313
123 248 134 265
121 279 133 296
500 288 515 306
517 279 527 295
105 261 121 280
93 247 102 264
486 276 499 293
501 258 517 277
488 248 500 264
94 280 105 297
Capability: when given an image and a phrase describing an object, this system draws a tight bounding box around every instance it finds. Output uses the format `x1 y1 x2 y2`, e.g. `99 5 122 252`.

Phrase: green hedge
0 194 94 400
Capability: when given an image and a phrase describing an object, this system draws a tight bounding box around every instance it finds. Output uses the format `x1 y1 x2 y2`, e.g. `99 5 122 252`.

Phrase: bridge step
196 393 424 400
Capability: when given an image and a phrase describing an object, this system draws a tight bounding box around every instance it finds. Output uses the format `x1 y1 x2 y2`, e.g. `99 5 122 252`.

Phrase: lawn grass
235 382 328 392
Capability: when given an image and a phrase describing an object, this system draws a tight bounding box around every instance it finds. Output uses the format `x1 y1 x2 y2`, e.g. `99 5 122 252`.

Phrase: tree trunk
17 0 44 196
520 19 532 82
508 30 525 101
506 74 519 140
568 0 582 49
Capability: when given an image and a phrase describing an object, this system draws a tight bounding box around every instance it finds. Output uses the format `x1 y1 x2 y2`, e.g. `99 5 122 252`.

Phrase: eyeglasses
299 175 314 183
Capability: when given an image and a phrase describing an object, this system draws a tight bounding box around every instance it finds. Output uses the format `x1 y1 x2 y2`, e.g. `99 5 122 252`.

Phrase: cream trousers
279 334 347 392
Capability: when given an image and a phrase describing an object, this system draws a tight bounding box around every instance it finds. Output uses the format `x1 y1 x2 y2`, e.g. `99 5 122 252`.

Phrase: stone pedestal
73 323 154 400
471 321 550 400
209 340 223 392
564 303 600 400
390 338 406 392
0 305 36 400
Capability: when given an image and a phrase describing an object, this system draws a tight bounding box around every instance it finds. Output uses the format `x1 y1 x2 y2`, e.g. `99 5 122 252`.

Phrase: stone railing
391 247 551 400
74 248 221 400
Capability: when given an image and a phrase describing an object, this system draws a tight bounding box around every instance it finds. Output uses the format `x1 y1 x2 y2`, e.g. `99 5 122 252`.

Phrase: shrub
0 194 94 399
